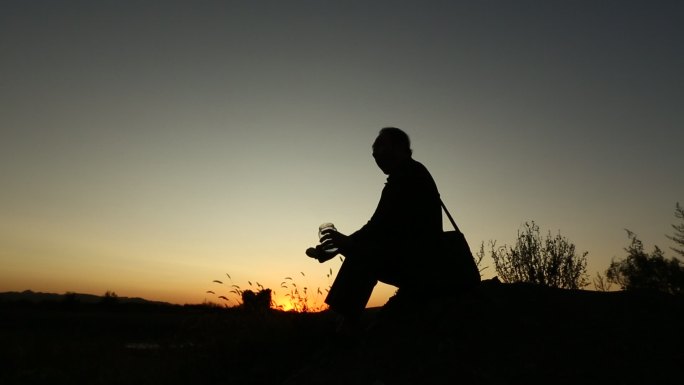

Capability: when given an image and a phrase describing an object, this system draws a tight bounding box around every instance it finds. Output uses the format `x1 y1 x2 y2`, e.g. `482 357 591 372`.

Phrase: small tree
606 230 684 295
667 202 684 258
490 221 589 289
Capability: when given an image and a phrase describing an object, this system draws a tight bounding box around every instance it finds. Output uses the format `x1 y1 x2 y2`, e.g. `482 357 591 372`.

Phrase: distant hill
0 290 170 306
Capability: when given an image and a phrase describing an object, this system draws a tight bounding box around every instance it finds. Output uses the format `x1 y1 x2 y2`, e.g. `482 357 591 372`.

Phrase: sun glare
271 293 328 313
274 299 295 312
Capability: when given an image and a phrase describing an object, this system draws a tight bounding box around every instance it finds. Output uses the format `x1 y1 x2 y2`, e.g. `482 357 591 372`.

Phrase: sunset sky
2 1 682 307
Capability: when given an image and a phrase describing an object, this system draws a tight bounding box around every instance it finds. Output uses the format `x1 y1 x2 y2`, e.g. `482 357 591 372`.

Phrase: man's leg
324 253 377 320
324 243 403 319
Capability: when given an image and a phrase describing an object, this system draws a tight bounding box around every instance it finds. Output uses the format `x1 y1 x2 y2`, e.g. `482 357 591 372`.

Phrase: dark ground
2 282 683 385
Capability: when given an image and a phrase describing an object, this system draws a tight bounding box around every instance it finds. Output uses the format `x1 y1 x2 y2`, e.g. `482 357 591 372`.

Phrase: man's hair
377 127 412 155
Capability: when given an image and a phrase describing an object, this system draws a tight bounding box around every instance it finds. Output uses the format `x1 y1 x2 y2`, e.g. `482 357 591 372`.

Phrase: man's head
372 127 413 175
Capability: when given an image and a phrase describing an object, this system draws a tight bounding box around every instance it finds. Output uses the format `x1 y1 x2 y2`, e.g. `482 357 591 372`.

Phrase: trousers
324 241 405 318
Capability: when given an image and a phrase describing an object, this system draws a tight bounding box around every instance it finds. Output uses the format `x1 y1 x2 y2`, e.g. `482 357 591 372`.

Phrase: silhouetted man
306 127 442 327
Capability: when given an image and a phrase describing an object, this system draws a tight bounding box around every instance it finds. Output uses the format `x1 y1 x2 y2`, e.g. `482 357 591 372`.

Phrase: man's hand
320 229 352 253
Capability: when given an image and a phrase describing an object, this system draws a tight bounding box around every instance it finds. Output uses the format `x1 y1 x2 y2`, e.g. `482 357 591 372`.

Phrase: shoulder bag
439 199 481 290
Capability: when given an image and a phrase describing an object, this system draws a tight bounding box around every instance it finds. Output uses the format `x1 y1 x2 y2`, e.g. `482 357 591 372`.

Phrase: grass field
2 283 683 385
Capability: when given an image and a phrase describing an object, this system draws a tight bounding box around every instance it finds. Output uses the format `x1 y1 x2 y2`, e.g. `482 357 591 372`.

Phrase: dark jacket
350 158 442 256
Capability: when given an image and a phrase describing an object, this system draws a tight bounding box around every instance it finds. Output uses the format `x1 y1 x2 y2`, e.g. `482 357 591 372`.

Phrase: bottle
318 223 338 254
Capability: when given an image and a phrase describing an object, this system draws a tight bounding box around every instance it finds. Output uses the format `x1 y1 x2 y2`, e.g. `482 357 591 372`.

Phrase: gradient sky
1 0 683 307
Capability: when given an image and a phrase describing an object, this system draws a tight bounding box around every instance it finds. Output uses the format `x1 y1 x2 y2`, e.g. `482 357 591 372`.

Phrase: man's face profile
372 135 396 175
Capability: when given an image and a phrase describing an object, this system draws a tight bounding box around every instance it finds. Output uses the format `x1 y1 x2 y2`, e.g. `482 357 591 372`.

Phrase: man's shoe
305 245 336 263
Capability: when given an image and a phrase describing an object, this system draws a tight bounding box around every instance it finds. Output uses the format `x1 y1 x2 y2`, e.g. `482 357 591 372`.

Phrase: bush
606 230 684 295
490 221 589 289
241 289 273 311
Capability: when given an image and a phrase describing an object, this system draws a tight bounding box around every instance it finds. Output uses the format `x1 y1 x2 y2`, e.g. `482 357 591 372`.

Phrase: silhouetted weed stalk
206 258 341 312
279 267 336 312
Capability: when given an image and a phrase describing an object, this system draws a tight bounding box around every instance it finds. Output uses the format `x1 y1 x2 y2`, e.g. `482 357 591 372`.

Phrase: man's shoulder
388 159 436 184
393 159 438 191
407 159 434 178
409 159 429 171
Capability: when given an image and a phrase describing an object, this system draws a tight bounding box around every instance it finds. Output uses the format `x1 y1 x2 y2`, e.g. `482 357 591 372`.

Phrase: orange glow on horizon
273 299 295 312
271 292 329 313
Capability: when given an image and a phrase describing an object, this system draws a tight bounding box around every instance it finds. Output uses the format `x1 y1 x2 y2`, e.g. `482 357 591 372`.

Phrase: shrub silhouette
241 289 272 311
490 221 589 289
606 230 684 295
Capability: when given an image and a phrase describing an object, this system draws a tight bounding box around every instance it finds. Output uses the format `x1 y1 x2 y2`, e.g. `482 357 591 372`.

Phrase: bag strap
440 199 462 233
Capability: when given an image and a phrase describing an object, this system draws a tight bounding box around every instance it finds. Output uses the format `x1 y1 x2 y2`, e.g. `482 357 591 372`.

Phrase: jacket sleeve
349 183 390 244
